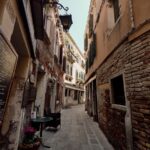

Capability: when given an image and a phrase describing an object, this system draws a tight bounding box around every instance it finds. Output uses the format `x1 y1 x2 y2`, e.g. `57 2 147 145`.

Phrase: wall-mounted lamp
44 0 69 11
43 0 73 31
59 14 73 31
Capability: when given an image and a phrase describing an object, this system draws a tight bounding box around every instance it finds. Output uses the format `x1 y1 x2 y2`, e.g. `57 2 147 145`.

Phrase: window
81 72 84 80
87 33 97 68
68 90 71 96
112 0 120 22
78 72 80 79
86 59 88 73
80 72 82 79
111 75 125 105
70 66 73 76
63 57 66 72
76 71 78 80
65 89 68 96
76 56 79 63
84 34 88 51
59 45 63 64
66 64 69 74
81 60 85 68
89 14 93 37
74 90 77 100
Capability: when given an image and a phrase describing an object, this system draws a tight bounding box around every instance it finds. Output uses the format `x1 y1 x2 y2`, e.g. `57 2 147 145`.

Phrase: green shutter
84 34 88 51
93 33 96 58
89 14 93 37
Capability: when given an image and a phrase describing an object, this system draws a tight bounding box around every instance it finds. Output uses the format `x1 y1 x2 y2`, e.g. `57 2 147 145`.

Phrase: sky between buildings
60 0 91 52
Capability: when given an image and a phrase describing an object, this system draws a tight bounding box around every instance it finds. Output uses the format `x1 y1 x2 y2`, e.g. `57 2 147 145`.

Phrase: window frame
112 0 120 22
110 72 127 111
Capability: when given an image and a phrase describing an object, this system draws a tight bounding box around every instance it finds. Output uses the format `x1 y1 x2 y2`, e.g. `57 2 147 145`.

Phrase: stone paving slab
39 105 114 150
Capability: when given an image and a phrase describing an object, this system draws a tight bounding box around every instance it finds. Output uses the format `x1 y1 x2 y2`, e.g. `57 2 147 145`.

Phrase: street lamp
43 0 73 31
59 15 73 31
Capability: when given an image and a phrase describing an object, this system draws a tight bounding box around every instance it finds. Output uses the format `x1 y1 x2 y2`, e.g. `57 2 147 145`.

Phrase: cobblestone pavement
39 104 114 150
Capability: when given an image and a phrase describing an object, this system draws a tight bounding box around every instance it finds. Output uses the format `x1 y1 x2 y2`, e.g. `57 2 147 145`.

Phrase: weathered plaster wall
86 0 131 81
85 0 150 82
2 57 30 150
0 1 32 149
132 0 150 27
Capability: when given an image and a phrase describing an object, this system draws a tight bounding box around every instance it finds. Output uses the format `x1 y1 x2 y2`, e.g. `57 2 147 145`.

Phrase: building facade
0 0 65 149
63 33 85 108
85 0 150 149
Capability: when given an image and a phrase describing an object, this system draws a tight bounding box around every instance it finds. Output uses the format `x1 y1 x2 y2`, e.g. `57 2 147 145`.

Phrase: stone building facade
85 0 150 149
0 0 65 149
63 33 85 107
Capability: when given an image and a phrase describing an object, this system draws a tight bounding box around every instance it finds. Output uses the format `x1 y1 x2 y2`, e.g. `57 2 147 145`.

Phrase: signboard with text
0 33 17 127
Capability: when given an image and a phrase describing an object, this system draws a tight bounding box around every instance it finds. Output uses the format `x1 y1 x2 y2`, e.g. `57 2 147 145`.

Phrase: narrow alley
0 0 150 150
39 105 114 150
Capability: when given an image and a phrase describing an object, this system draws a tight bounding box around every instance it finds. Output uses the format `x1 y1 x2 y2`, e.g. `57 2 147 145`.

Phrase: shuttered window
84 34 88 51
112 0 120 22
89 14 93 37
63 57 66 72
88 33 97 68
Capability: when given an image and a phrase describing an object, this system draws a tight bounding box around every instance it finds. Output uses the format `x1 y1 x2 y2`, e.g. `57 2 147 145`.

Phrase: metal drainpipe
128 0 135 29
125 2 135 149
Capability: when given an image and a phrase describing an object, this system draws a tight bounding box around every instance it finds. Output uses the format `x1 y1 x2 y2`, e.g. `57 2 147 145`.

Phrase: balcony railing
67 52 75 64
65 74 73 81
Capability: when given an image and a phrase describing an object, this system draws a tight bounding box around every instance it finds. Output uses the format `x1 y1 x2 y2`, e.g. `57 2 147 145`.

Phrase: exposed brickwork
97 31 150 150
98 88 127 149
127 31 150 150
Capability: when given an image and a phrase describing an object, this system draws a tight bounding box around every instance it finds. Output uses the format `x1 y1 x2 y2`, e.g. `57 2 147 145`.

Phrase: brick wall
126 31 150 150
96 31 150 150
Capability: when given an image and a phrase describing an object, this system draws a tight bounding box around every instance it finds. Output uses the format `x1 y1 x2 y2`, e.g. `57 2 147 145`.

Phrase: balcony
67 52 75 64
65 74 73 81
81 61 85 69
76 78 84 84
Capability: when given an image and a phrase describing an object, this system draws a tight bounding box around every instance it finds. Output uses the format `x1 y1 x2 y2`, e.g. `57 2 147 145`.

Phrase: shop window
111 74 125 105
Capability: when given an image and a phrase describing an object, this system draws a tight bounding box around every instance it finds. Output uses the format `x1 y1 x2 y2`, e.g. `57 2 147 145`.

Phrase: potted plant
18 126 41 150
